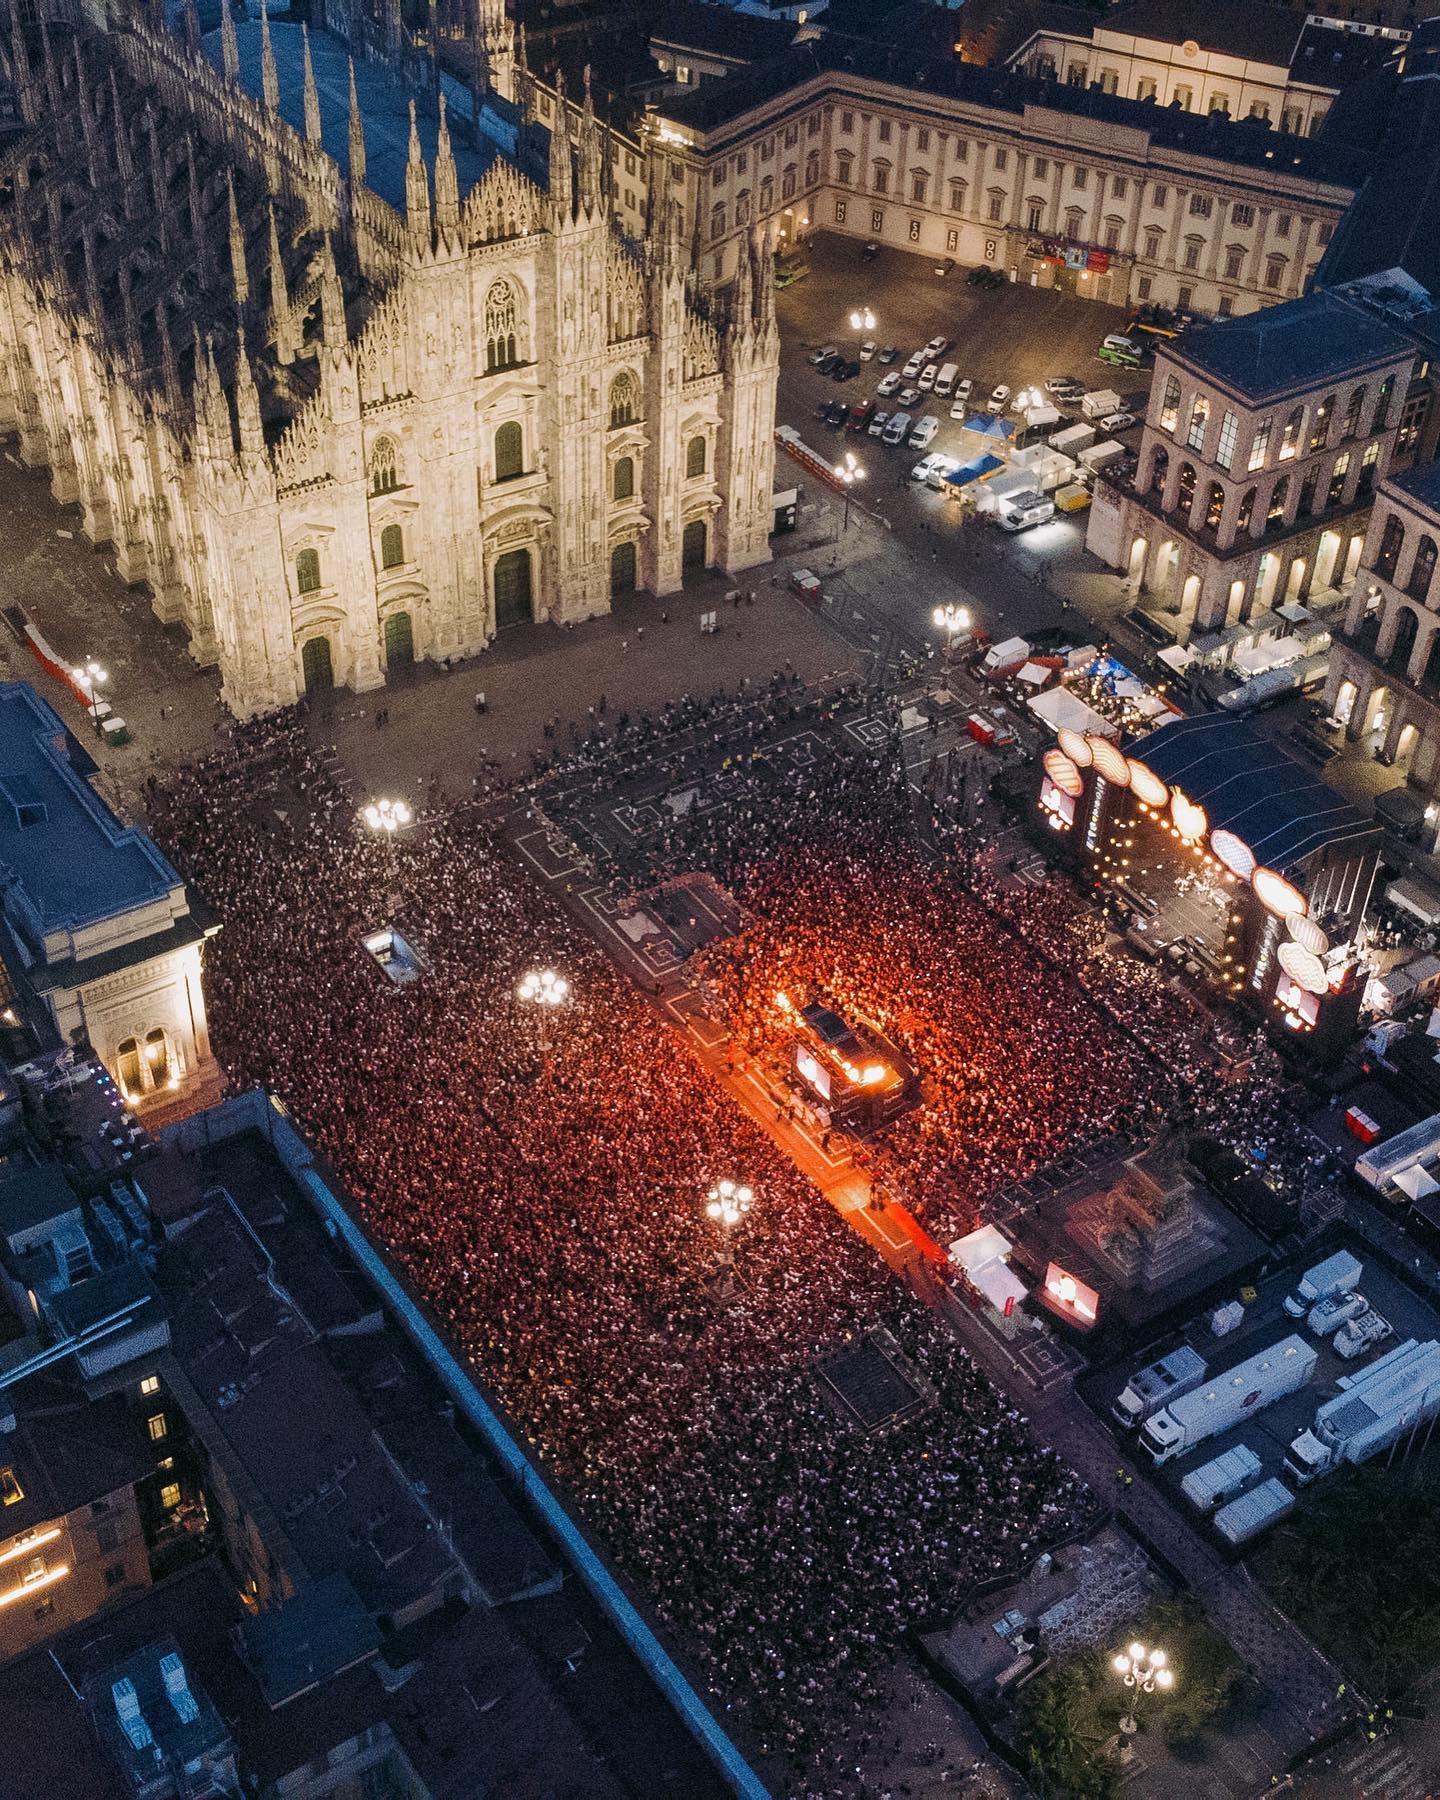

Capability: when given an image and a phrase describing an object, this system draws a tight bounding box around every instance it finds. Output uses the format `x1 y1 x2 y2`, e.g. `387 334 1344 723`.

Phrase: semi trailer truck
1284 1339 1440 1485
1111 1346 1208 1429
1181 1444 1262 1513
1141 1335 1318 1466
1213 1478 1296 1547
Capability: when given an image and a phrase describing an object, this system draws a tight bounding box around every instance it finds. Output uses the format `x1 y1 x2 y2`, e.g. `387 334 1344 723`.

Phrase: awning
1395 1164 1440 1200
1027 686 1119 738
944 453 1005 489
1016 661 1052 686
1156 644 1196 672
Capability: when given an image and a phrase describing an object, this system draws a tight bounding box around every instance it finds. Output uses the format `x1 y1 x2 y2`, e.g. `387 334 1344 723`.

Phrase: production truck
1284 1339 1440 1485
1213 1478 1296 1547
1181 1444 1262 1513
1112 1346 1207 1429
1140 1335 1318 1466
1283 1251 1362 1319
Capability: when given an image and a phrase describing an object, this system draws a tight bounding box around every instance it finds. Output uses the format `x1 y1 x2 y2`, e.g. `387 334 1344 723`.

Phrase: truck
1307 1290 1370 1338
1218 665 1301 713
1334 1307 1393 1360
1181 1443 1262 1513
1213 1477 1296 1547
1112 1345 1208 1429
1355 1114 1440 1194
1284 1339 1440 1484
1283 1251 1362 1319
1140 1335 1318 1466
1081 387 1123 420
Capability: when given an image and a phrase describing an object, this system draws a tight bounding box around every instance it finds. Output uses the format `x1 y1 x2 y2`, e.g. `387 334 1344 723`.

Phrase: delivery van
935 362 959 398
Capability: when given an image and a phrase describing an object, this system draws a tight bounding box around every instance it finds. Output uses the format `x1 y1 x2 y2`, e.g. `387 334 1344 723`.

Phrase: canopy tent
950 1224 1029 1314
944 453 1005 489
962 413 1015 440
1232 634 1307 676
1156 643 1197 672
1395 1163 1440 1200
1016 661 1053 687
1026 686 1118 738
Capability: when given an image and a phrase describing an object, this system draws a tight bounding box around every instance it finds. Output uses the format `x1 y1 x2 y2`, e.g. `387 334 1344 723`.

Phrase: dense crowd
149 713 1098 1788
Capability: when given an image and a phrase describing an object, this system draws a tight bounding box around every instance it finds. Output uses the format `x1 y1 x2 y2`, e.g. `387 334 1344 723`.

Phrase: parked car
859 339 877 361
861 240 879 261
877 371 901 397
917 363 939 391
847 400 876 432
1101 410 1138 432
954 376 973 404
788 568 823 601
882 411 912 445
908 414 940 450
934 257 957 277
898 385 922 408
924 336 951 358
809 344 838 365
911 450 950 482
832 358 861 381
818 400 847 426
968 266 1005 288
876 344 899 364
988 382 1011 409
1046 374 1082 397
814 352 839 375
902 351 926 379
950 397 969 420
867 409 891 437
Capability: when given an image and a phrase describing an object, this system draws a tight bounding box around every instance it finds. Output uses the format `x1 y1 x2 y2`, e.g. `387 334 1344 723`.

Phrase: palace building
0 0 779 715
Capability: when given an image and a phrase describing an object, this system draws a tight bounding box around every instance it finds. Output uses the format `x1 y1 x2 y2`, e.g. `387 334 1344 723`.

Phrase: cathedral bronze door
384 610 414 670
682 519 707 575
494 549 533 629
610 541 636 597
301 635 334 694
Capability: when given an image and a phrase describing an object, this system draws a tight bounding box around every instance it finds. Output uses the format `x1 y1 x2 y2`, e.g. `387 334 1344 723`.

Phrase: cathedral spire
578 65 601 215
433 91 459 239
731 223 753 337
220 0 239 82
9 13 38 128
182 0 201 59
405 99 431 243
480 0 514 103
319 234 347 350
38 21 60 115
754 224 777 338
347 58 366 188
187 137 210 285
260 4 279 112
548 69 571 218
156 302 180 411
109 69 135 209
233 328 264 460
302 26 322 144
227 171 249 308
268 204 294 363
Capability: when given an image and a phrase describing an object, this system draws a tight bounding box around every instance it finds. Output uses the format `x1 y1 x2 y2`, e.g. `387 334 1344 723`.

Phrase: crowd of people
149 713 1099 1791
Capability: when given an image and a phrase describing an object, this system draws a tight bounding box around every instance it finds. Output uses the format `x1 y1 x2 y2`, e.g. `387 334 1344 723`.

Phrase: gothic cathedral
0 0 780 715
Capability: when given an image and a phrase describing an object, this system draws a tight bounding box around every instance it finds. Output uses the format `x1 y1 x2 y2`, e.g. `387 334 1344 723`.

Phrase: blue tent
943 454 1005 489
962 414 1015 440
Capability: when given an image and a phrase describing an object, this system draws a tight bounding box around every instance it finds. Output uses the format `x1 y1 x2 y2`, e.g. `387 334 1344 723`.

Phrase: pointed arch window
370 436 399 494
484 279 519 373
609 373 639 429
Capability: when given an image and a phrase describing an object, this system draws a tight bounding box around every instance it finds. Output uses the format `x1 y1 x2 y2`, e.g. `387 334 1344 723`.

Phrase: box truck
1081 388 1123 420
1284 1339 1440 1484
1182 1444 1262 1513
1308 1291 1370 1338
1050 422 1096 458
1213 1477 1296 1547
1283 1251 1362 1318
1112 1345 1207 1428
1140 1335 1318 1466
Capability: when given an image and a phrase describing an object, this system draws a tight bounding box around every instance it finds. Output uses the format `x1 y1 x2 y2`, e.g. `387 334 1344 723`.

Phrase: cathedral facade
0 0 780 715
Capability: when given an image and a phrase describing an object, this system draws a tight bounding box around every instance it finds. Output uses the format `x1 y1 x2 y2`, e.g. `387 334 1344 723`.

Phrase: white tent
1156 643 1196 672
1016 661 1052 686
950 1224 1029 1314
1395 1164 1440 1201
1027 686 1118 738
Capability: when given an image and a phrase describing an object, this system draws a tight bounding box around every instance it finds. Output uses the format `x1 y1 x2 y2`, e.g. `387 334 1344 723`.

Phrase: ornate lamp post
834 451 866 533
1112 1640 1174 1740
74 659 108 739
518 967 571 1055
705 1178 754 1295
848 305 875 357
362 796 412 885
932 602 972 679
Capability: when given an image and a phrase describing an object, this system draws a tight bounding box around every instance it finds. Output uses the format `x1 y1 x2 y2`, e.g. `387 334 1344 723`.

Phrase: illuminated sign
1043 1262 1100 1327
1039 777 1076 830
795 1045 831 1101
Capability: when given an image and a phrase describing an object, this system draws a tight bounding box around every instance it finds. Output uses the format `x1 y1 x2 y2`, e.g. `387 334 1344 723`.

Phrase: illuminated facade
0 6 779 717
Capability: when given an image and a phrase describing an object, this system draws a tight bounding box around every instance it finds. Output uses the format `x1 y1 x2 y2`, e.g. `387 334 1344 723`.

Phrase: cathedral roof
203 21 548 208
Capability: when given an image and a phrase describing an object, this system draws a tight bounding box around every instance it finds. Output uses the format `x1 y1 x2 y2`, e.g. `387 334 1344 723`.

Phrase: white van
917 362 938 391
883 410 912 446
908 415 940 450
934 362 959 398
997 489 1055 532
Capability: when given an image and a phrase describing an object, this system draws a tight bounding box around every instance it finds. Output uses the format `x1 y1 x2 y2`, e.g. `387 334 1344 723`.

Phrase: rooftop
1163 291 1413 399
0 1374 152 1537
1390 457 1440 517
206 21 548 210
1101 0 1305 68
1136 713 1381 872
650 1 811 64
0 684 183 938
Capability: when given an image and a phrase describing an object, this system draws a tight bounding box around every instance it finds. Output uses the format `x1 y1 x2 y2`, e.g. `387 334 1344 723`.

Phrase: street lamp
848 306 875 355
932 602 972 679
518 967 571 1054
834 451 866 532
74 660 108 739
1111 1641 1174 1739
705 1178 754 1295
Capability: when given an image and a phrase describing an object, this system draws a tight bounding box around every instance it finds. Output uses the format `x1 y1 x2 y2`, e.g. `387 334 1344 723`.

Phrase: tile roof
1102 0 1304 68
1164 291 1412 399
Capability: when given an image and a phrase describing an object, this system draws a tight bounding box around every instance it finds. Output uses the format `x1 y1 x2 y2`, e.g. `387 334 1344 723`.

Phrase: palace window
613 455 634 501
295 549 321 594
1187 395 1209 452
1248 416 1272 470
686 436 707 478
1159 374 1180 431
495 421 523 482
380 524 404 570
1215 410 1238 471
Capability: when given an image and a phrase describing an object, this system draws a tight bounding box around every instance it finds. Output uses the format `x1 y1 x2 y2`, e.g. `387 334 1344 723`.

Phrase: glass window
0 1467 22 1506
872 162 889 195
1073 167 1087 190
840 110 854 132
380 524 404 569
1327 451 1350 506
495 421 523 481
613 455 634 501
370 437 399 494
949 180 966 211
1276 213 1292 238
295 549 320 594
1309 394 1335 450
1187 395 1209 452
1248 417 1272 470
911 171 927 203
1232 202 1254 227
1279 406 1303 458
147 1413 168 1442
484 279 519 373
1188 192 1212 218
140 1375 160 1397
686 436 706 478
1183 237 1202 271
160 1482 182 1510
1152 184 1167 205
877 118 892 144
916 127 930 151
993 147 1008 171
1111 176 1127 199
1032 156 1048 179
987 191 1003 222
1224 245 1244 281
1215 411 1238 470
1408 536 1438 603
1159 374 1181 431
